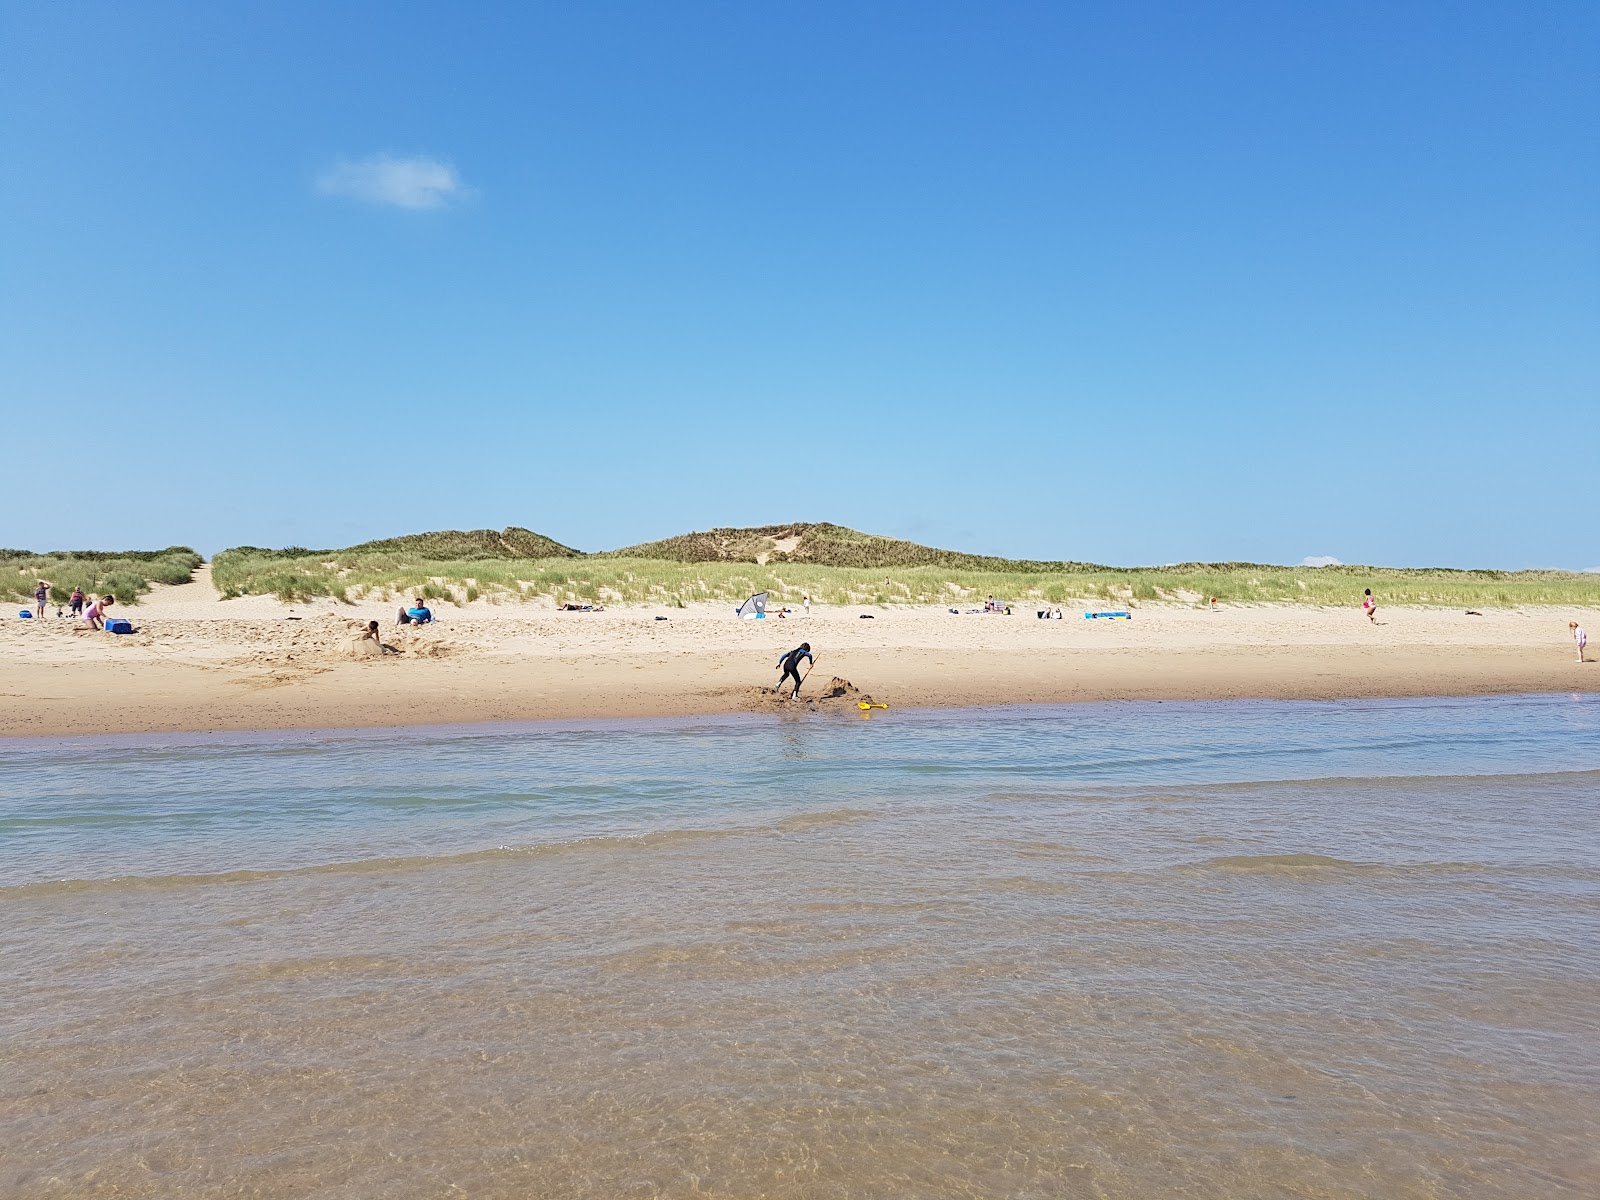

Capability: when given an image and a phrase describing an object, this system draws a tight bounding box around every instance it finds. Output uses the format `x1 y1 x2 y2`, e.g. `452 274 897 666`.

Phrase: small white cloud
1301 555 1342 567
1584 566 1600 574
315 153 467 210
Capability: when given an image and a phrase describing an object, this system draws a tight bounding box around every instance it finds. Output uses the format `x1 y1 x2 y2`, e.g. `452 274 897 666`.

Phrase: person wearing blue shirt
774 643 814 699
399 597 433 625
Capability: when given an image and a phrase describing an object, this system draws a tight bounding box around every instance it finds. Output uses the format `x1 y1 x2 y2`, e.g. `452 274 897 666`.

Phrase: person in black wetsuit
774 643 814 699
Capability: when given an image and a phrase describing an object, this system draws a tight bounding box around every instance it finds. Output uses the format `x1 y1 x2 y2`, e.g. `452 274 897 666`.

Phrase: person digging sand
360 620 400 655
774 643 814 700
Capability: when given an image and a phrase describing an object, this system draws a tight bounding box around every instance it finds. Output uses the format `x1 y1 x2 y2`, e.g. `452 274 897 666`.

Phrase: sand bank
1 575 1593 737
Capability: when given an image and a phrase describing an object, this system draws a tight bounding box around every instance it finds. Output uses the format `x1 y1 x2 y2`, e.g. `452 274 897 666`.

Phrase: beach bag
106 618 134 634
18 610 32 619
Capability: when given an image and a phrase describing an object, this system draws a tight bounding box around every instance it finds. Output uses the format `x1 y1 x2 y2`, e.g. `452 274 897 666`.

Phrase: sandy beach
1 569 1592 738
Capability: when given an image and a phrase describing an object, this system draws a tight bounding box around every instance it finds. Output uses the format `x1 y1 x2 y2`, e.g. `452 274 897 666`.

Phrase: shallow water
4 695 1599 1197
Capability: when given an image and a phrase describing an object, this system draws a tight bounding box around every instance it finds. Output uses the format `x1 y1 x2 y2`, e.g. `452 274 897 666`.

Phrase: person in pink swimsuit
1362 589 1377 624
80 594 114 630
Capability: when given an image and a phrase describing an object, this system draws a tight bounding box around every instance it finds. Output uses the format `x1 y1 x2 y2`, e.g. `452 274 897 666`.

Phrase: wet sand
1 573 1593 737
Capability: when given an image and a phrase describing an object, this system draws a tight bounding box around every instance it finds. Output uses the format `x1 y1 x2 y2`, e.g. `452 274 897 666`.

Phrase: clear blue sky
4 2 1596 568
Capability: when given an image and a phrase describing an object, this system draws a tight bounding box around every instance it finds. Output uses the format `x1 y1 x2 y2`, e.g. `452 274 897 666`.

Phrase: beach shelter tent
735 592 768 619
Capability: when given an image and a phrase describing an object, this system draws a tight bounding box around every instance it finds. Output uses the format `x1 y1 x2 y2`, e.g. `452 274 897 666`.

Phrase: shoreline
2 586 1593 739
6 687 1597 751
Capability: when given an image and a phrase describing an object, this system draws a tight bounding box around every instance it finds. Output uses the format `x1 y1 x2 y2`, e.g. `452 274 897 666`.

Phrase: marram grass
0 548 203 607
209 549 1600 610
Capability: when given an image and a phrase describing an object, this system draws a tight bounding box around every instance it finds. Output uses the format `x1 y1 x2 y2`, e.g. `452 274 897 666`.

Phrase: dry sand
2 568 1594 738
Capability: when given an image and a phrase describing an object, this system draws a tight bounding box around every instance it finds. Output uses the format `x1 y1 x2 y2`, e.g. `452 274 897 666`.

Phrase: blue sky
4 2 1595 568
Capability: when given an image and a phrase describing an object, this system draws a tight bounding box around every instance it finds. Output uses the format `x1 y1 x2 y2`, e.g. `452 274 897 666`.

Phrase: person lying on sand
774 643 814 700
80 594 113 630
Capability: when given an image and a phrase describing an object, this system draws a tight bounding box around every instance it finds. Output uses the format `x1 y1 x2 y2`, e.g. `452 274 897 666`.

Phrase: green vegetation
604 521 1090 571
212 527 580 603
0 547 202 606
209 525 1599 610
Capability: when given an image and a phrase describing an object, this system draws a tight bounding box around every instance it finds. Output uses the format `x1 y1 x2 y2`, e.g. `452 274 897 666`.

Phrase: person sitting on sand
774 642 814 700
69 587 85 617
400 598 433 626
1362 589 1377 624
1573 622 1588 663
80 594 113 630
34 580 50 619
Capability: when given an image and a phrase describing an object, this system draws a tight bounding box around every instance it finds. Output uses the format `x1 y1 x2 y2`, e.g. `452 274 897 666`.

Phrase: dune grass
0 547 203 607
208 546 1599 610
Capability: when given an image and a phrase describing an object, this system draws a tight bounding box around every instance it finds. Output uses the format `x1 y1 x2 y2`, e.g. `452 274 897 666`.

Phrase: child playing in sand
1362 589 1377 623
80 594 113 630
774 643 814 699
360 620 399 654
1573 622 1588 662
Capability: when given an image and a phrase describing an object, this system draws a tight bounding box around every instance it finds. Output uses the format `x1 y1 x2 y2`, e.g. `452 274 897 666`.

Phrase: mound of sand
349 636 382 658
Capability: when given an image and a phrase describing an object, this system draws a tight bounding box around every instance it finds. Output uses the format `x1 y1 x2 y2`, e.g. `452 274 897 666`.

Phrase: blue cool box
106 619 134 634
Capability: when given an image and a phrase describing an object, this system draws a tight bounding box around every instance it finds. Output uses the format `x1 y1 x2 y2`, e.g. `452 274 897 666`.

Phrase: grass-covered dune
1 547 202 606
604 521 1092 571
210 525 1599 610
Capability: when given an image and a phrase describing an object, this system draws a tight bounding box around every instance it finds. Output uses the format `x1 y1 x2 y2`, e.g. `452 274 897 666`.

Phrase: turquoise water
5 693 1599 886
4 695 1599 1198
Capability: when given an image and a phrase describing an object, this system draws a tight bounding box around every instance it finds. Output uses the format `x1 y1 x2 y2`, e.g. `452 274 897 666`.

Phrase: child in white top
1572 622 1587 662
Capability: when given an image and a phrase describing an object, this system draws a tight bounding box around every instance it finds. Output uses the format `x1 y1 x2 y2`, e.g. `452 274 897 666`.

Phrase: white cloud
1301 555 1342 567
315 153 468 210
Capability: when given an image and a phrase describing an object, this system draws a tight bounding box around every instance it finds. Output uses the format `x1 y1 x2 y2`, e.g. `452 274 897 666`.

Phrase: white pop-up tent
735 592 768 619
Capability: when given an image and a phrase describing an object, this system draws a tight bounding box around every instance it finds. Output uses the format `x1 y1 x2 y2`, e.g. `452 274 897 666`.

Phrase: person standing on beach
1362 589 1377 623
1573 622 1588 662
774 642 814 699
34 580 50 619
69 587 85 618
803 594 811 617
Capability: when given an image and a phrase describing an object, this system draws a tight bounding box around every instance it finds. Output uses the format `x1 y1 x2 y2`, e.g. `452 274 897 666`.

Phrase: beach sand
2 569 1593 737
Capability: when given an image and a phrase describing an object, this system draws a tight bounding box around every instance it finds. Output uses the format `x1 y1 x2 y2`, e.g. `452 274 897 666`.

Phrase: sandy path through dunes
1 579 1594 737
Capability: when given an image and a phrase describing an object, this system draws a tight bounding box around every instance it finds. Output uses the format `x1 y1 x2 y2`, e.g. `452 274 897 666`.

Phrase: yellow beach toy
857 701 888 710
